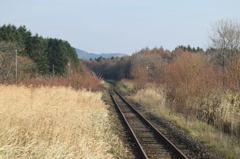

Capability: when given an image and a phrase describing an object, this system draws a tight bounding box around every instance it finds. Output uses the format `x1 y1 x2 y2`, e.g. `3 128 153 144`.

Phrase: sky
0 0 240 54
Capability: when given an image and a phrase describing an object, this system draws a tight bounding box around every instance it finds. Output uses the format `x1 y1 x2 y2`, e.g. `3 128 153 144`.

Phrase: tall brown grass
0 85 127 159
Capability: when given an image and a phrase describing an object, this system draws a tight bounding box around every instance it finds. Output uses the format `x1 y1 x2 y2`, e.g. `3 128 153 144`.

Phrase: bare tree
210 19 240 86
211 19 240 50
210 19 240 61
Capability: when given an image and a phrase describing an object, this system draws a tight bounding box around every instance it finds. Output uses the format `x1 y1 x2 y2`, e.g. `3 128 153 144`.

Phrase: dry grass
131 87 240 159
0 85 127 159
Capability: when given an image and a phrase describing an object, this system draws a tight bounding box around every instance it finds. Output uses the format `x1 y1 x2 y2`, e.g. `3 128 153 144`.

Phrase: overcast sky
1 0 240 54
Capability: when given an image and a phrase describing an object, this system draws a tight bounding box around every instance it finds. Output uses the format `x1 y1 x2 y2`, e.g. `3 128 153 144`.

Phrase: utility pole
67 62 71 87
222 49 225 88
15 49 18 83
52 64 55 77
68 62 71 77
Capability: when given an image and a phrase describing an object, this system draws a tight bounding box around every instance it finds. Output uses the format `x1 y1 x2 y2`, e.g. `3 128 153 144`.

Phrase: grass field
0 85 127 159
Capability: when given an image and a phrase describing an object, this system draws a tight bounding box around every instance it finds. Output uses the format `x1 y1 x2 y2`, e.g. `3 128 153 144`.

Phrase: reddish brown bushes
164 51 222 112
19 70 102 91
163 51 240 135
130 48 172 85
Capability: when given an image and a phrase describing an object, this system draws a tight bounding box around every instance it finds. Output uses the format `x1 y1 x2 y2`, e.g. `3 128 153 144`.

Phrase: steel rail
113 90 189 159
110 93 149 159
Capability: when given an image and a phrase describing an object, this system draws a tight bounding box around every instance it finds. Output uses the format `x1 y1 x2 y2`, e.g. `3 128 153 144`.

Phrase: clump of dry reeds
0 85 126 159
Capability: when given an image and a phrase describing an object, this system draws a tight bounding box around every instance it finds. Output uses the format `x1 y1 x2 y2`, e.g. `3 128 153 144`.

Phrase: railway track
110 90 189 159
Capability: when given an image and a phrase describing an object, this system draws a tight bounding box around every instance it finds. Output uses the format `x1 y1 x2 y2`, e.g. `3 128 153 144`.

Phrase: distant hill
76 48 125 59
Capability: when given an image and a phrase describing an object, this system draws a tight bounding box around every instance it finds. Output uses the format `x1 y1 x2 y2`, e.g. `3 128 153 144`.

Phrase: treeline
84 46 203 81
0 24 78 75
85 56 131 80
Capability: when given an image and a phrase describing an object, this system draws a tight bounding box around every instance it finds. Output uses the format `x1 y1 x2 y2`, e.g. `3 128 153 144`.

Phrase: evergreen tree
47 39 68 75
25 35 49 74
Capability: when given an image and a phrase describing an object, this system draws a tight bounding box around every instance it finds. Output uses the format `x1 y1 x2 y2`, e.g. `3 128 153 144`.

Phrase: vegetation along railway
110 90 189 159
